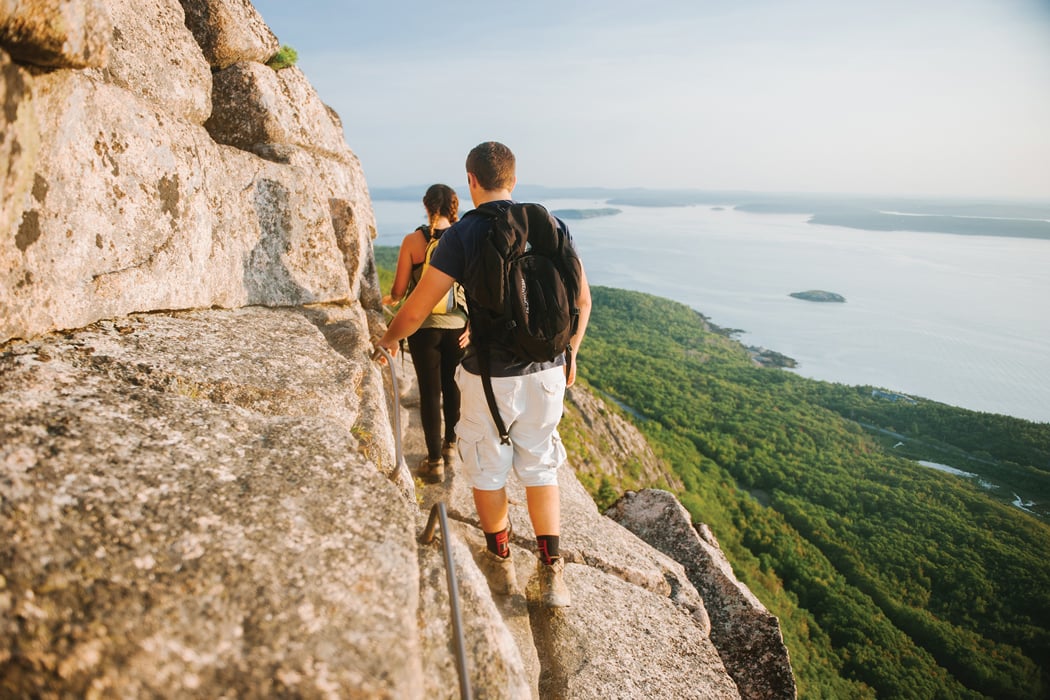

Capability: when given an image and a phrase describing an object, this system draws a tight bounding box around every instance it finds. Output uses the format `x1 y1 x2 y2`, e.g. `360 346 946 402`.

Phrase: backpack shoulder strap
477 343 511 445
423 231 440 265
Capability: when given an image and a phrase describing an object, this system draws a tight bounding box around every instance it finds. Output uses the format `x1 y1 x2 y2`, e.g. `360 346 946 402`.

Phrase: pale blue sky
251 0 1050 199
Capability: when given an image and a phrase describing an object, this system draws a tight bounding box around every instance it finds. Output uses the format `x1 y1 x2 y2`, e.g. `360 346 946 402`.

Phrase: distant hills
370 185 1050 240
550 207 622 220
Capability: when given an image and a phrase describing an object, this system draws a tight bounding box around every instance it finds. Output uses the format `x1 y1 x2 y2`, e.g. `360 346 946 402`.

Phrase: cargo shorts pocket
538 376 567 425
456 419 511 490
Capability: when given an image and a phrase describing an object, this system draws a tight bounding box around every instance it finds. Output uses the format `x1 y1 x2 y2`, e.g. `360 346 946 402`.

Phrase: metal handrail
372 346 409 481
373 345 472 699
420 502 473 700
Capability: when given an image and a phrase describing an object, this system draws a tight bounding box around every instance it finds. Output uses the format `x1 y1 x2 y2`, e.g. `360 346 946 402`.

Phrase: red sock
536 535 560 565
485 526 510 558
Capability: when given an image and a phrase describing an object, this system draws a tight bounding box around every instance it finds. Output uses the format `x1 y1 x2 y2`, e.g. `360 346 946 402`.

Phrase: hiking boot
479 549 519 596
441 440 459 467
539 557 571 608
418 456 444 484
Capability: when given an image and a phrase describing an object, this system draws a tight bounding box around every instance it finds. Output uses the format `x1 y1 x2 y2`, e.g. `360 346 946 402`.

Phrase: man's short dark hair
466 141 515 191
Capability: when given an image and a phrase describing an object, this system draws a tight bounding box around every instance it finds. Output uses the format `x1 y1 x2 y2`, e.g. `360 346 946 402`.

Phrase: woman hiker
382 183 470 483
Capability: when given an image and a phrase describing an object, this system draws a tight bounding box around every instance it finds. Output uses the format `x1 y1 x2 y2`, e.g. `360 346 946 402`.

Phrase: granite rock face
0 307 417 698
0 0 376 346
1 47 39 242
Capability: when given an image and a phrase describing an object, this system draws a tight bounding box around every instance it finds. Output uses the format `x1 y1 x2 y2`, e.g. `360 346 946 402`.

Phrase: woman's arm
384 230 426 304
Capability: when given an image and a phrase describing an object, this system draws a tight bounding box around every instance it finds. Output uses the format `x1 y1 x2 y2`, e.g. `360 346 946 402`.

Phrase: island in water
550 207 622 220
790 289 846 303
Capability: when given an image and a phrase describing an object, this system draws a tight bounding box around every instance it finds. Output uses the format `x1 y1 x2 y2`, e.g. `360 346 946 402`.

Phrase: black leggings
407 326 464 460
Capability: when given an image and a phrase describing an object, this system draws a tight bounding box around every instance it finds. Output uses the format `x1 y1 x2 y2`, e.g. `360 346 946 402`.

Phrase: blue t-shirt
428 200 573 377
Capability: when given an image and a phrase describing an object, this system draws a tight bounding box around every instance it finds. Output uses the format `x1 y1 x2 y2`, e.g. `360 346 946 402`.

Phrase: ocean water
373 199 1050 424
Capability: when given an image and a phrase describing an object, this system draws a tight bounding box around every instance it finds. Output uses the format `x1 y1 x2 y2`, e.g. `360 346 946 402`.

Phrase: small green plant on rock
267 45 298 70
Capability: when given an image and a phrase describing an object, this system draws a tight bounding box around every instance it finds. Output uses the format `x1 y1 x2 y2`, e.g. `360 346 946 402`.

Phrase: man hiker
374 141 592 607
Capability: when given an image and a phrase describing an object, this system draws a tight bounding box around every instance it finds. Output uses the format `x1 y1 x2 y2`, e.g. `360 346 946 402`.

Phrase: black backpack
463 202 583 443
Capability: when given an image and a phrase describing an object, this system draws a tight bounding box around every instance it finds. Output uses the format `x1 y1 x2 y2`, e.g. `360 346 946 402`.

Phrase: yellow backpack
419 227 466 315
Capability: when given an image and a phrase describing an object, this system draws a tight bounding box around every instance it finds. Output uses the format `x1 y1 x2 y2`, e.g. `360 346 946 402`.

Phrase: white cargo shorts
454 365 567 490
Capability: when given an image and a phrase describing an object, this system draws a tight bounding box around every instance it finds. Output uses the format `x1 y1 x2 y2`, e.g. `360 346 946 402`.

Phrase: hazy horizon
369 183 1050 205
251 0 1050 200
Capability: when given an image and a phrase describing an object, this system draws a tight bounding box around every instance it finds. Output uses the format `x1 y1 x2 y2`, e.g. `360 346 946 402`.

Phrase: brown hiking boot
441 440 458 466
539 557 571 608
418 456 444 484
478 549 519 596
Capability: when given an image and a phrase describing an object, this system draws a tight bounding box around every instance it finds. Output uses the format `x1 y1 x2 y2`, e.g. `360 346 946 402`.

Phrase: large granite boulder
608 489 798 699
2 71 357 342
87 0 212 123
206 61 352 163
179 0 279 69
0 0 110 68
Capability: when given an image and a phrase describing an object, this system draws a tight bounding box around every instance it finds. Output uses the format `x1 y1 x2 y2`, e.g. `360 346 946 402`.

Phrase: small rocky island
790 290 846 303
551 207 622 219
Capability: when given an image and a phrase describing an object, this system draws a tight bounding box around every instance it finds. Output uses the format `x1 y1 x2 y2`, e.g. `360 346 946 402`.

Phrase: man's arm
375 267 456 359
566 264 592 387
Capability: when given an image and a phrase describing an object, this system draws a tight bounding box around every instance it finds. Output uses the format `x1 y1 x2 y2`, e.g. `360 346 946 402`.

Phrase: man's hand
565 263 591 389
565 347 578 387
372 340 398 365
374 266 457 366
